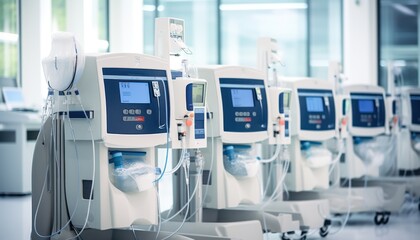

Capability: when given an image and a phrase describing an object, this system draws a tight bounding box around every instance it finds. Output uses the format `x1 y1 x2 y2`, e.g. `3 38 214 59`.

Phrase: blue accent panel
353 136 374 145
171 70 182 80
342 99 347 115
298 89 336 131
279 93 284 114
219 78 268 132
103 68 171 134
194 107 206 139
300 141 322 150
410 94 420 125
350 93 385 128
392 100 397 115
186 83 193 111
285 120 289 137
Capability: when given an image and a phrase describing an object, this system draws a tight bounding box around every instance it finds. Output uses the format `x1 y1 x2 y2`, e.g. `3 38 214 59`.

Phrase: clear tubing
184 115 215 222
164 145 187 175
258 140 282 163
265 145 290 203
63 92 96 240
154 79 170 183
161 164 200 223
160 166 191 240
326 155 352 236
328 140 345 176
33 92 83 238
155 187 163 240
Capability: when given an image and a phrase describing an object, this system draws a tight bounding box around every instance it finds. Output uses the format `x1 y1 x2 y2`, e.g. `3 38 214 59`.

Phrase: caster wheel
320 226 329 238
374 212 383 225
300 231 307 240
281 233 290 240
382 212 390 225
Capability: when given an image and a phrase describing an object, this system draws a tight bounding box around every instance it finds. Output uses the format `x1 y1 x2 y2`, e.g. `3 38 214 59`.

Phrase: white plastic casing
267 87 292 145
282 77 337 141
171 77 208 149
343 84 386 137
197 66 269 144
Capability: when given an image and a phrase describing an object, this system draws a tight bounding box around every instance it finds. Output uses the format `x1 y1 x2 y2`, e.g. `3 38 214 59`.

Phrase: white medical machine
199 65 266 207
0 87 41 194
256 38 332 239
331 84 406 224
32 36 195 238
398 88 420 173
154 18 264 240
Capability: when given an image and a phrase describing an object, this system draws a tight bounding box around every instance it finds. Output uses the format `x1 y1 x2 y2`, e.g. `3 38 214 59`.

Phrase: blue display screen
231 89 254 107
119 82 150 104
358 100 374 113
306 97 324 112
411 94 420 125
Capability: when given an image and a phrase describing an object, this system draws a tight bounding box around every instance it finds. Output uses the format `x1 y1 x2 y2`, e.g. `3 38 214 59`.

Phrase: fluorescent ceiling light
393 3 416 16
143 4 165 12
143 4 156 12
0 32 18 43
220 3 307 11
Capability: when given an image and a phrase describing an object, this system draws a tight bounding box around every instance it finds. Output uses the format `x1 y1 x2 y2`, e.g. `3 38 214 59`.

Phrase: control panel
220 78 268 132
298 89 335 131
410 94 420 125
103 68 170 134
350 93 385 128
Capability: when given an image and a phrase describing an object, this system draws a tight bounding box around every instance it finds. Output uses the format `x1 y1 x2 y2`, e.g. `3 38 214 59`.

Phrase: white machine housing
282 78 337 191
198 66 269 209
0 111 41 194
267 87 292 145
171 76 207 149
398 87 420 171
340 84 387 178
63 53 174 230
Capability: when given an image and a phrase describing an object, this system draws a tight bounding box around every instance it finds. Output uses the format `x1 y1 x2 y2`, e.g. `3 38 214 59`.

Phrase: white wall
343 0 378 86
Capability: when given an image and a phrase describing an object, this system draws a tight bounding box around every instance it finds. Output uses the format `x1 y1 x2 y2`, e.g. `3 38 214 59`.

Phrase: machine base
253 199 331 231
160 219 264 240
216 207 300 233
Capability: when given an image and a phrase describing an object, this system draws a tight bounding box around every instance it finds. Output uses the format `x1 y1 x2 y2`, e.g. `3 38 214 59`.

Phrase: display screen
119 82 150 104
306 97 323 112
231 89 254 107
283 92 290 108
358 100 374 113
193 84 205 104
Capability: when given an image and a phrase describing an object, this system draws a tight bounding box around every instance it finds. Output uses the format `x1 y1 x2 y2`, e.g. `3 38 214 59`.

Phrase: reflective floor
1 195 419 240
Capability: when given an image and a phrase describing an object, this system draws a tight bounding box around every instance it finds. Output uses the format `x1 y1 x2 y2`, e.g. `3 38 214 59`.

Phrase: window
145 0 218 64
143 0 157 55
143 0 343 77
379 0 419 89
221 0 307 76
309 0 342 79
0 0 19 88
51 0 109 53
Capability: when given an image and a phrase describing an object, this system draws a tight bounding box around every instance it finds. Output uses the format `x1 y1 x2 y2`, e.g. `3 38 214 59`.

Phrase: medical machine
398 88 420 173
31 52 197 240
256 38 332 238
153 18 265 240
0 107 40 194
331 84 405 224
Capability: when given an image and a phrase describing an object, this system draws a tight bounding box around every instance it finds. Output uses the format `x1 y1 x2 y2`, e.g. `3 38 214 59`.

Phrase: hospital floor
1 195 419 240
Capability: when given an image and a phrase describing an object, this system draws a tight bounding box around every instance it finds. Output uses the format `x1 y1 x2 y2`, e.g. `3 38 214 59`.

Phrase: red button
244 117 252 122
279 119 285 126
186 119 193 127
135 116 145 122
